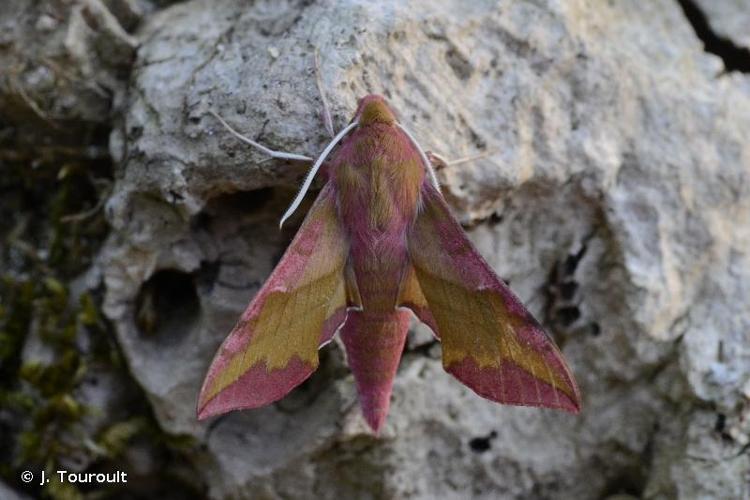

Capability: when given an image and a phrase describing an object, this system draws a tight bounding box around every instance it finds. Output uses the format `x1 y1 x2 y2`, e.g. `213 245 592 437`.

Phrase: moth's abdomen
339 310 411 432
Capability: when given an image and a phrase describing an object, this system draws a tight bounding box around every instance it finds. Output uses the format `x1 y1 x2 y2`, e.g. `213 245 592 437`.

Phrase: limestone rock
98 0 750 498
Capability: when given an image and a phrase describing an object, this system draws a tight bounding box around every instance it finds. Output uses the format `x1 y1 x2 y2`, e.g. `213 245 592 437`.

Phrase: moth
197 94 581 432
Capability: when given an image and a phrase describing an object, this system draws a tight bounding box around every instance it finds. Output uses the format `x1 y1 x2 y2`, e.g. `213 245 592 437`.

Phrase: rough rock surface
0 0 136 144
83 0 750 497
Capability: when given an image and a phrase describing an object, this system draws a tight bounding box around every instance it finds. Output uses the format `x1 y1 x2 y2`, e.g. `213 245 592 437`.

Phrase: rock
693 0 750 51
0 0 136 142
98 0 750 498
0 479 31 500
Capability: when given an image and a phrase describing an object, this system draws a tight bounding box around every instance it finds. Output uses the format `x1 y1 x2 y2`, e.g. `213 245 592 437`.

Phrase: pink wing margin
405 182 582 413
197 183 352 419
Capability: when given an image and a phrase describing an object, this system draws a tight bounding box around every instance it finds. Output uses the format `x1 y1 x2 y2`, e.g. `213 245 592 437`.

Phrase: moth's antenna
209 110 313 162
397 124 441 193
279 121 359 228
314 48 335 138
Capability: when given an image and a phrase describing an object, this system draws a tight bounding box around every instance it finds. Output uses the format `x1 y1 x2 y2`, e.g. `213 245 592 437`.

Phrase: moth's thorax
331 113 425 312
332 123 424 233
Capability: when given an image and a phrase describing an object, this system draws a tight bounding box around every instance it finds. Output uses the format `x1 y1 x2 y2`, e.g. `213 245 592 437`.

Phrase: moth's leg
314 48 335 138
209 110 313 162
425 151 448 171
426 151 494 169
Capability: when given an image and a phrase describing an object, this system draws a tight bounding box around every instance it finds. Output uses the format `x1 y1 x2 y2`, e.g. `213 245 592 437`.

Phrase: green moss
0 279 33 373
78 293 102 327
46 476 84 500
0 155 110 498
97 417 149 457
0 140 205 499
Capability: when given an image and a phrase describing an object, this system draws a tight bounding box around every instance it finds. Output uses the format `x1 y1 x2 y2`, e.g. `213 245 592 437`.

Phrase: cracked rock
693 0 750 52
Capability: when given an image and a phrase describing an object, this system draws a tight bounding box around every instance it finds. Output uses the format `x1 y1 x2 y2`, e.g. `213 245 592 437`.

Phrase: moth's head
354 94 398 126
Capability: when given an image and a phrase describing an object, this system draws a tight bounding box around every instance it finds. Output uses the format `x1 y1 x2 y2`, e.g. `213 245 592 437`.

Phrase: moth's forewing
197 183 351 419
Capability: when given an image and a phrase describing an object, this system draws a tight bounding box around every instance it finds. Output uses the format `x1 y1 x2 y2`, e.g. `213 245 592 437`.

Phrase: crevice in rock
213 188 275 214
468 431 497 453
135 269 200 341
545 240 590 332
676 0 750 73
589 322 601 337
405 337 440 359
600 466 646 498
